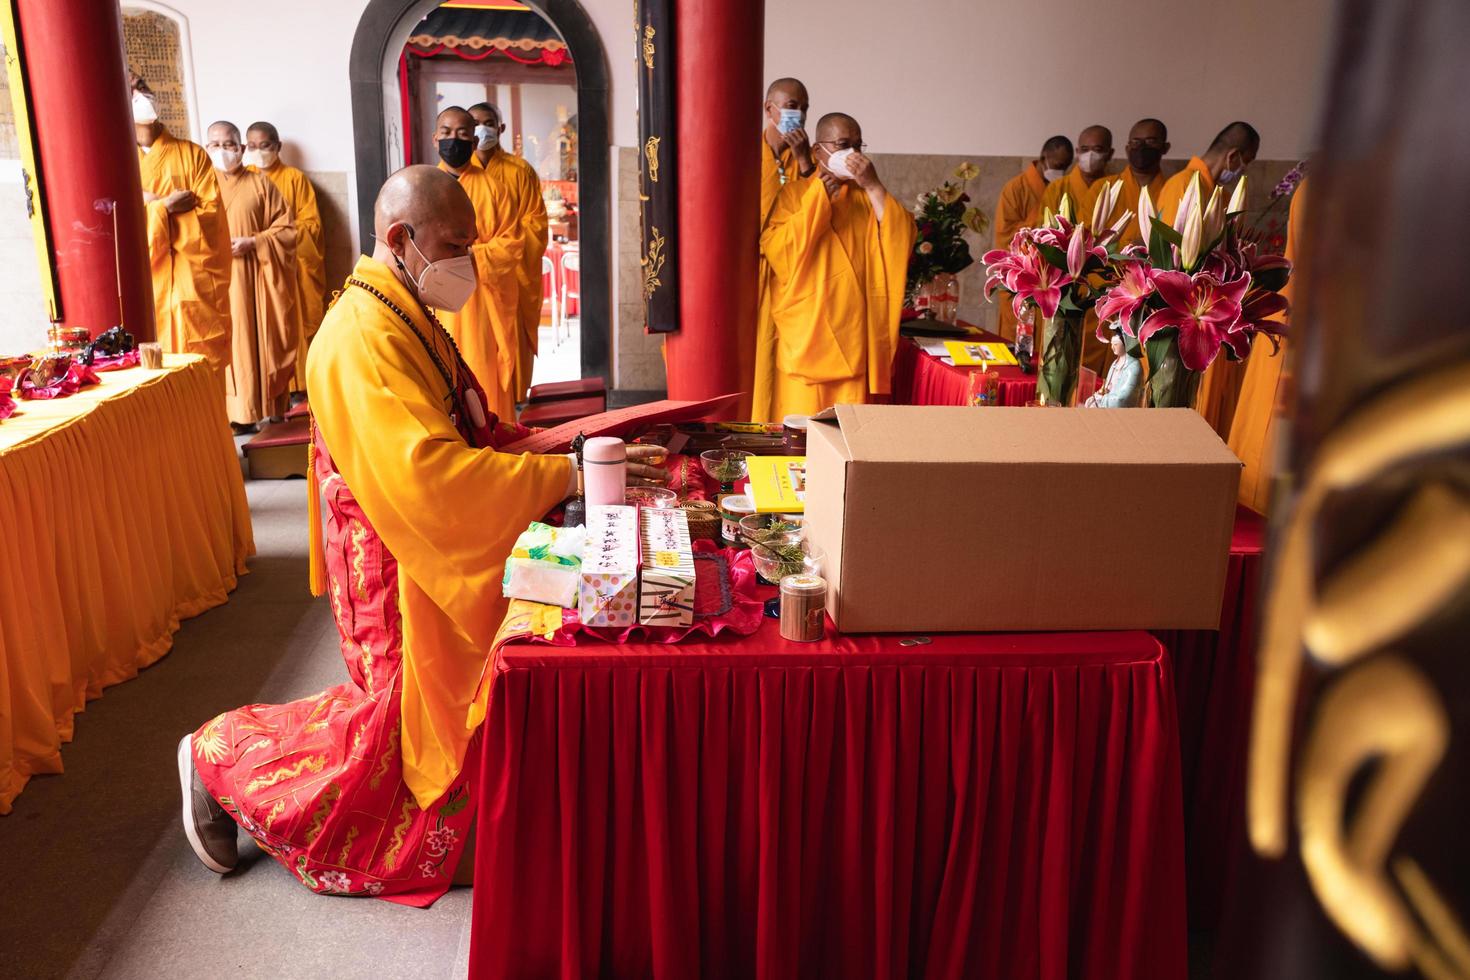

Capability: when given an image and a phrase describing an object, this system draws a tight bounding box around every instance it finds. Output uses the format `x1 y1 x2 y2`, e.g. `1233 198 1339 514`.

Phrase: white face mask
208 147 243 172
1078 150 1107 174
400 231 476 312
242 148 265 170
473 124 498 150
132 91 159 124
824 147 857 180
1043 167 1066 182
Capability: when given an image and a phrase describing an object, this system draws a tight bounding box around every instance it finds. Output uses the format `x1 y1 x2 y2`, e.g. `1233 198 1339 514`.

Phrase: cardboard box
579 505 640 627
638 509 696 626
805 405 1241 633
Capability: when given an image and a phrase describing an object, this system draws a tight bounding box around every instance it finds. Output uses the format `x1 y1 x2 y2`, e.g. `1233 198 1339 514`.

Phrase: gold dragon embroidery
642 25 655 70
263 799 286 832
245 754 327 795
338 824 361 867
349 520 369 601
360 641 375 695
303 783 341 846
381 798 418 872
369 729 399 791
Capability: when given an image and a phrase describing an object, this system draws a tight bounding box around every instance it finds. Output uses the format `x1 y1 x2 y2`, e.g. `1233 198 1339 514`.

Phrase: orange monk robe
1229 177 1308 514
138 129 233 367
1040 167 1115 379
991 163 1048 341
1109 166 1168 248
1157 157 1241 435
480 150 549 402
257 161 326 393
218 168 298 425
753 140 807 421
435 163 523 421
307 254 572 807
760 178 917 419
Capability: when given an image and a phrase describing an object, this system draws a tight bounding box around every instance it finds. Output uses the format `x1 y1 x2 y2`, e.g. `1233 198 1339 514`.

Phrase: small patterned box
638 508 696 627
579 505 640 627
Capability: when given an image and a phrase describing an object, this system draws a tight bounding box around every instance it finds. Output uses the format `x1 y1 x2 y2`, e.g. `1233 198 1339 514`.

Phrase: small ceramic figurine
1084 329 1143 407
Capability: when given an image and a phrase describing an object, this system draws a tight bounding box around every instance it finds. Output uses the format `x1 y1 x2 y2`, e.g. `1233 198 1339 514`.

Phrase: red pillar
666 0 762 407
14 0 153 341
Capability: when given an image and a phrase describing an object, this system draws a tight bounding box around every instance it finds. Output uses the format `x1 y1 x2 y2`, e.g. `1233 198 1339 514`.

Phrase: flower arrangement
981 183 1133 403
906 162 988 305
1094 173 1293 408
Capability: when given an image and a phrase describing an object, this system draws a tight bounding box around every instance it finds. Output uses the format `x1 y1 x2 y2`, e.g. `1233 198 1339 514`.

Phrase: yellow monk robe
138 129 233 367
218 168 298 425
481 150 549 403
256 160 326 393
308 254 571 806
753 140 807 421
1156 157 1240 434
1110 166 1168 248
1040 167 1116 380
435 163 523 421
991 162 1048 341
760 178 917 419
1228 177 1308 514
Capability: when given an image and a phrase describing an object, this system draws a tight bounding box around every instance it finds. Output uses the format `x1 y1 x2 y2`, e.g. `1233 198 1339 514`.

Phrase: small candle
780 573 827 642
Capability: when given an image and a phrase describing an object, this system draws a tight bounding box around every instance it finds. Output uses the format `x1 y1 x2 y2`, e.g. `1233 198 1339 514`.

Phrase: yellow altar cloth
0 355 253 813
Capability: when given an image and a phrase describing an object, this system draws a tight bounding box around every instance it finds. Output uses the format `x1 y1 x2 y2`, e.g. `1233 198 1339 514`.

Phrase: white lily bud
1137 186 1155 243
1227 175 1249 214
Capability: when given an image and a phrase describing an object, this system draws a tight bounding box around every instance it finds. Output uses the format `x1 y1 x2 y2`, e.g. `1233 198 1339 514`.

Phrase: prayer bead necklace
345 277 480 445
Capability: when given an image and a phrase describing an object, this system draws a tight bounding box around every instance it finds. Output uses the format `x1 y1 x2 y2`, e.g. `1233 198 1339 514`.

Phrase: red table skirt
470 627 1187 980
1157 505 1265 932
891 336 1038 407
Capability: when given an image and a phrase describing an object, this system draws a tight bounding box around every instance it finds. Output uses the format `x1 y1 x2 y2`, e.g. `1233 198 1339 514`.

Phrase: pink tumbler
583 437 627 507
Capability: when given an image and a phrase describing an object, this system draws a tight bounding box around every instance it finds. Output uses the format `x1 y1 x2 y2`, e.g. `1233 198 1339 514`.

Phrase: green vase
1143 331 1202 408
1039 313 1083 405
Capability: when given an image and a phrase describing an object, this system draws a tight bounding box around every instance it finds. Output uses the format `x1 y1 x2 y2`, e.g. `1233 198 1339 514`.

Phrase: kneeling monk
760 112 916 418
176 165 658 905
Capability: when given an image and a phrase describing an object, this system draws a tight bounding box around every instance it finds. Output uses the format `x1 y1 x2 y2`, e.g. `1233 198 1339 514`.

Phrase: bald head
467 102 502 129
763 77 810 137
1076 125 1113 180
374 165 473 239
207 120 241 143
205 121 244 173
1206 121 1259 182
815 112 860 144
436 107 474 137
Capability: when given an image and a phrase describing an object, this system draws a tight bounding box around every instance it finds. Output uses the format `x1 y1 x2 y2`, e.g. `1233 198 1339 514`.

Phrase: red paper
503 393 742 454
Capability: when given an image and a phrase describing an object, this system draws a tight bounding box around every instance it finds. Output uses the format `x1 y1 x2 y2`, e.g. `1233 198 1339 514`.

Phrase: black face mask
438 137 474 169
1128 144 1163 173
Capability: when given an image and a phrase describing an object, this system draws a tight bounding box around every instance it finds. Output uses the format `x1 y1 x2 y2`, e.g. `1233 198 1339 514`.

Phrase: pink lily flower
1137 270 1250 371
1238 289 1290 353
1009 247 1074 320
1095 262 1156 339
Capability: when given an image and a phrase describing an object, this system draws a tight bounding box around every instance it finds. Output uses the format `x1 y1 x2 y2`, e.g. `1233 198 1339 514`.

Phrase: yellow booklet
944 340 1018 366
746 456 807 513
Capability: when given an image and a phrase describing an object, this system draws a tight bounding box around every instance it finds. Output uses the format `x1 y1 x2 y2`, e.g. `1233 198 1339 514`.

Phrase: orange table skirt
0 354 254 813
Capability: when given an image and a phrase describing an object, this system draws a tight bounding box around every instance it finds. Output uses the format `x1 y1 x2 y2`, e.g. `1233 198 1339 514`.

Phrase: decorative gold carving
645 136 661 183
641 226 666 300
642 25 655 70
1248 362 1470 975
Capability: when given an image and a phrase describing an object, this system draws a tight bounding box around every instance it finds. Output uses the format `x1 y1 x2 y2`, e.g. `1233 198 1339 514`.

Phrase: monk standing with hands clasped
207 121 298 429
132 72 233 368
760 112 916 419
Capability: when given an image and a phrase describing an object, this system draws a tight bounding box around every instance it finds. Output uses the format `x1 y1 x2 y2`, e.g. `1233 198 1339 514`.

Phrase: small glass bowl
700 449 752 488
625 486 678 509
750 534 825 584
738 513 805 548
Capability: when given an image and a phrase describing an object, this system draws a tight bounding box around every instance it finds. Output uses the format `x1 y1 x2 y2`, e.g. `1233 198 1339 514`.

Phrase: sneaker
177 734 238 874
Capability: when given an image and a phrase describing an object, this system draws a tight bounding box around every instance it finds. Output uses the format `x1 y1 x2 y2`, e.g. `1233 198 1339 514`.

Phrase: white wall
763 0 1335 160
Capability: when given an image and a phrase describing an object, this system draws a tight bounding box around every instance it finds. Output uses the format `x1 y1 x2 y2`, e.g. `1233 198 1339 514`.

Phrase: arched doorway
349 0 610 384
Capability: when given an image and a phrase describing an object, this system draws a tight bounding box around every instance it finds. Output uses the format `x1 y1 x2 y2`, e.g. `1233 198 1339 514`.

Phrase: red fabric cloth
1155 505 1264 933
0 377 13 421
18 362 101 400
892 335 1037 407
470 623 1188 979
545 241 580 318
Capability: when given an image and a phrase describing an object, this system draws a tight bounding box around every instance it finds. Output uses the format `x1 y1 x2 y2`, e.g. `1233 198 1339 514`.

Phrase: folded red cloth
19 362 101 400
0 376 14 421
91 350 140 372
